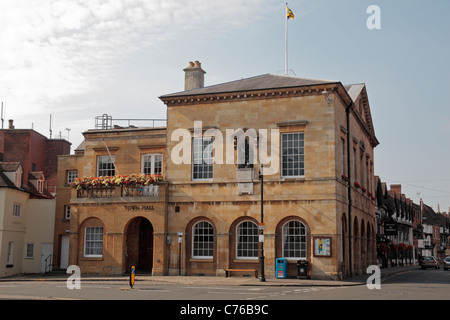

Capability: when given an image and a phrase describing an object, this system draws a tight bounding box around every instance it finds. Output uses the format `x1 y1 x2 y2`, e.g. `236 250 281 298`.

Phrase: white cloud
0 0 271 149
0 0 266 106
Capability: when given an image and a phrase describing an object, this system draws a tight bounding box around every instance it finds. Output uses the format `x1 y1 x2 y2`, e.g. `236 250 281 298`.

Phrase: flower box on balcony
71 174 164 190
354 181 361 188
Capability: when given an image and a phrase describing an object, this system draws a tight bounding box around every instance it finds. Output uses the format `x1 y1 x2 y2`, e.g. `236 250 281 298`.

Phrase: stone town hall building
54 61 379 279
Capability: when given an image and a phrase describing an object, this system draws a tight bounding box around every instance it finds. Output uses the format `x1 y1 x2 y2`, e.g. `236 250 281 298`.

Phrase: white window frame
236 221 259 260
192 221 214 259
67 170 78 184
25 243 34 259
13 203 21 217
97 155 115 177
14 168 22 188
192 137 213 181
141 153 163 175
37 179 44 193
84 227 103 258
281 132 305 178
282 220 307 260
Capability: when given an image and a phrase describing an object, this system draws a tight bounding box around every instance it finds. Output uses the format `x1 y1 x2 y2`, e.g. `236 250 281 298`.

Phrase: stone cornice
160 85 340 107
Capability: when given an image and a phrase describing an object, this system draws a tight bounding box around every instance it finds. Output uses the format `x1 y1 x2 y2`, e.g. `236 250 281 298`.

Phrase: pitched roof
0 171 18 189
344 84 365 102
22 183 54 199
160 73 339 98
0 162 21 172
28 171 44 180
0 162 21 190
160 72 378 147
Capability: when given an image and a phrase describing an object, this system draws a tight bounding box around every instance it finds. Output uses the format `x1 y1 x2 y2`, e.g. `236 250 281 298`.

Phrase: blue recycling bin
275 258 288 279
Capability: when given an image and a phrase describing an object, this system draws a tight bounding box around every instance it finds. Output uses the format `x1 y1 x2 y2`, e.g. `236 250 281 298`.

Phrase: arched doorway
125 217 154 273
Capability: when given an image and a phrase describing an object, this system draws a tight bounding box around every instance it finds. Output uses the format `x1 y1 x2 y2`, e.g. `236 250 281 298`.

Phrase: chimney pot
8 119 14 129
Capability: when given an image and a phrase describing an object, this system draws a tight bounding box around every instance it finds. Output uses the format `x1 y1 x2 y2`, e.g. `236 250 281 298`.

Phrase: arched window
282 220 306 259
192 221 214 259
236 221 259 259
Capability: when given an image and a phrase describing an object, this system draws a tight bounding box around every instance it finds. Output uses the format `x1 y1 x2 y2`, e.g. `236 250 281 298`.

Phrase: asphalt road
0 268 449 301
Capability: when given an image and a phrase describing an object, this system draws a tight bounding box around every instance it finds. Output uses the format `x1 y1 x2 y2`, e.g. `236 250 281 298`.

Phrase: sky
0 0 449 212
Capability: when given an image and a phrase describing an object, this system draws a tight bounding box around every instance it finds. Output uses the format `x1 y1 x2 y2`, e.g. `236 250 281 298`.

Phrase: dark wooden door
138 219 153 271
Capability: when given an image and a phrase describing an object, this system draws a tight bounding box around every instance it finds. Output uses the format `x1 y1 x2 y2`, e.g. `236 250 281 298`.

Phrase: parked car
421 256 440 269
444 256 450 271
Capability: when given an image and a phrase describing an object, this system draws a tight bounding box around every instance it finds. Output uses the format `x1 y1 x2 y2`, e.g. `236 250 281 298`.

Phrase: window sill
280 176 306 181
191 179 213 183
81 257 103 261
189 258 215 263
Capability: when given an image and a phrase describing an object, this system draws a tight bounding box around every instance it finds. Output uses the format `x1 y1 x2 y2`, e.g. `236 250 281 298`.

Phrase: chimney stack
390 184 401 194
183 60 206 91
8 119 14 129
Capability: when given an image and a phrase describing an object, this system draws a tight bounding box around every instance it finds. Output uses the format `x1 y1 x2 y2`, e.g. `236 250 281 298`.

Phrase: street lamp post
259 164 266 282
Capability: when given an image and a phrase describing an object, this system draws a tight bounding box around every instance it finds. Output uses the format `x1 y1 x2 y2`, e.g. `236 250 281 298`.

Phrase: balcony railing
76 184 161 199
94 114 167 130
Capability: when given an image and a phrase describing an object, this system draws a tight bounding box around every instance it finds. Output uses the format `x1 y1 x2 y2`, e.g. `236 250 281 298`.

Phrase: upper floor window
97 155 115 177
341 138 346 176
281 132 305 178
37 179 44 194
14 168 22 188
13 203 21 217
142 154 163 175
67 170 78 184
237 136 255 169
192 137 213 181
360 152 364 186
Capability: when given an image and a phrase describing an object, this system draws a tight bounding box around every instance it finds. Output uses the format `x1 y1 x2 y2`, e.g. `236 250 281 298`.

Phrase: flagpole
285 3 288 75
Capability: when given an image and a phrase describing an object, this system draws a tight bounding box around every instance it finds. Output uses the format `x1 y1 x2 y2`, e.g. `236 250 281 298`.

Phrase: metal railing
95 114 166 130
76 185 160 199
44 254 53 273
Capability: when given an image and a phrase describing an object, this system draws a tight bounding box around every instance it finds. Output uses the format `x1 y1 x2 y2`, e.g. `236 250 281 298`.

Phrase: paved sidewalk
0 265 417 287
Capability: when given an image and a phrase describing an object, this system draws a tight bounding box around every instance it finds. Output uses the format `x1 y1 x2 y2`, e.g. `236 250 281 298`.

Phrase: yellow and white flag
286 6 294 19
